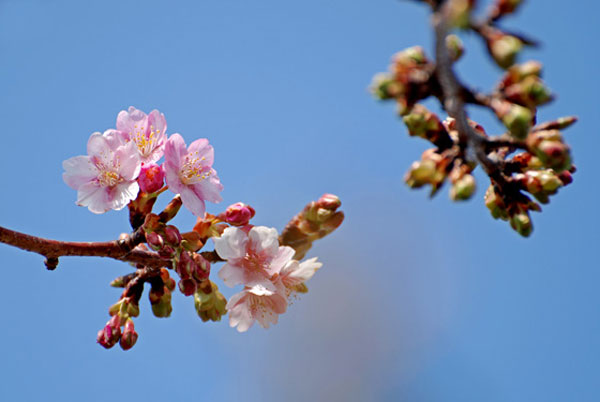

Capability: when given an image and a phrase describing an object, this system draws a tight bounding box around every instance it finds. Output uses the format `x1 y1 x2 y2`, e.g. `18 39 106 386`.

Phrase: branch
433 2 510 189
0 225 169 270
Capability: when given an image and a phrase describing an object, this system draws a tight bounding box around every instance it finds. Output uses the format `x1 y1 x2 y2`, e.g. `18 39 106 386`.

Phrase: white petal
214 227 248 260
268 246 295 275
248 226 279 257
76 182 109 214
217 262 246 288
179 186 206 217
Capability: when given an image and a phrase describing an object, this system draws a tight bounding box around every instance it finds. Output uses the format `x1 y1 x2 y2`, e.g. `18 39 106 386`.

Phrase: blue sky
0 0 599 401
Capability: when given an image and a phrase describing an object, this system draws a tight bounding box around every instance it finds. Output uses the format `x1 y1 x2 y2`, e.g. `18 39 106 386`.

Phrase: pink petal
248 226 279 258
187 138 214 166
147 109 167 137
192 172 223 204
164 133 187 171
107 181 139 211
217 262 246 288
268 246 296 275
86 132 112 159
116 106 148 133
214 227 248 260
179 185 206 217
62 156 96 190
114 141 141 181
76 182 109 214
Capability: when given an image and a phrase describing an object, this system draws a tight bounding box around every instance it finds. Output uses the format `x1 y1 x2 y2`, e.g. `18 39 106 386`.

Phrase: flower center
243 253 267 272
179 151 211 185
131 125 161 158
94 156 123 187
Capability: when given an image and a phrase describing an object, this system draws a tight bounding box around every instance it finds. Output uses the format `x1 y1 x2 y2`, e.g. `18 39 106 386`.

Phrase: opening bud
221 202 256 226
138 163 165 194
119 318 138 351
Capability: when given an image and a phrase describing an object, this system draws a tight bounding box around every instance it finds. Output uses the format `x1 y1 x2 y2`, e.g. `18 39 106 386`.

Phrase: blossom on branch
164 134 223 217
227 284 288 332
116 106 167 164
63 132 141 214
214 226 295 291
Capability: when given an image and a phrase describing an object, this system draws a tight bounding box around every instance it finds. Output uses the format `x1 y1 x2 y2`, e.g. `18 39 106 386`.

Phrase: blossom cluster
215 226 322 332
61 107 344 349
63 106 223 217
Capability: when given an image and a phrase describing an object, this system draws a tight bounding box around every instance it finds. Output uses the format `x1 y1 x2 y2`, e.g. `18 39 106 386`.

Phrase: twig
0 225 169 270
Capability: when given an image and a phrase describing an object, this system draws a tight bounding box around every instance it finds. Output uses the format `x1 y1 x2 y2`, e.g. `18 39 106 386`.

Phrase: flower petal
76 182 109 214
108 181 140 211
62 155 96 190
248 226 279 257
188 138 214 166
214 227 248 260
164 133 187 172
268 246 296 275
217 262 246 288
179 186 206 217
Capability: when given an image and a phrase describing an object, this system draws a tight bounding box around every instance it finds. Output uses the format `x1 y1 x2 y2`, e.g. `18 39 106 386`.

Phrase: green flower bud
490 34 522 69
502 103 532 139
450 174 476 201
510 211 533 237
445 34 464 61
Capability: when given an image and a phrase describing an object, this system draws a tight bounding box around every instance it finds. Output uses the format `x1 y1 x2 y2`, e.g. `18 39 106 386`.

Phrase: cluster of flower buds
148 268 176 318
373 0 578 236
279 194 344 260
194 280 228 322
370 46 437 115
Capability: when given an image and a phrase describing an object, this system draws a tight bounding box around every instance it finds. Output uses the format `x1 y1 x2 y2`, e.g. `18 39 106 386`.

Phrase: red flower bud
220 202 256 226
138 163 165 194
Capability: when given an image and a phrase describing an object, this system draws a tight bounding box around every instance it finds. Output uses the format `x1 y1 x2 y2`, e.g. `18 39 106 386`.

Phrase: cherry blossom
163 133 223 217
214 226 295 290
227 284 288 332
63 132 141 214
116 106 167 164
280 257 322 297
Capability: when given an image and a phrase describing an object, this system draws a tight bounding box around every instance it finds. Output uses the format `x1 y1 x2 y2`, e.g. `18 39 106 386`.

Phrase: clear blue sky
1 0 599 401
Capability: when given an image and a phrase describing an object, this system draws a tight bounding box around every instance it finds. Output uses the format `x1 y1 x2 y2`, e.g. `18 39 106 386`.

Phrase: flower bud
150 289 172 318
220 202 256 226
158 245 177 260
164 225 182 246
489 34 522 69
510 211 533 237
445 34 464 61
504 76 552 108
370 73 403 100
493 0 523 16
138 163 164 194
191 253 211 282
447 0 475 28
526 130 572 172
493 100 532 139
315 194 342 210
119 318 138 351
485 185 508 220
176 251 194 278
145 231 164 252
159 195 182 223
393 46 427 68
450 174 476 201
194 281 228 322
96 315 121 349
179 278 197 296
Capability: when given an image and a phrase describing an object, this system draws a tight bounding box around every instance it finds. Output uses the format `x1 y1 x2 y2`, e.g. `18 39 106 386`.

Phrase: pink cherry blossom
227 284 288 332
280 257 322 290
163 133 223 217
116 106 167 164
63 131 141 214
214 226 296 290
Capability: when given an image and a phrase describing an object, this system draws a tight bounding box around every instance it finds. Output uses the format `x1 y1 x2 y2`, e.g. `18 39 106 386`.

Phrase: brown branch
0 225 170 270
433 2 510 189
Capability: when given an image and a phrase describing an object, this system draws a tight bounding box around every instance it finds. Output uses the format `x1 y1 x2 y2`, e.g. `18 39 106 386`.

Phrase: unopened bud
526 130 571 172
191 253 211 282
164 225 182 246
510 211 533 237
159 195 182 222
315 194 341 210
145 231 164 251
484 185 508 220
158 245 177 260
450 174 476 201
445 34 464 61
220 202 256 226
194 281 228 322
119 319 138 351
489 34 522 69
494 101 532 139
370 73 403 100
150 289 172 318
179 278 197 296
138 163 164 194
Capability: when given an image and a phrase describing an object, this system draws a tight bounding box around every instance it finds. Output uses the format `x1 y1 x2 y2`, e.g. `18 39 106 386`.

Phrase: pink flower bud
138 163 165 194
191 253 211 282
221 202 256 226
164 225 182 246
178 278 197 296
158 245 176 260
176 251 194 278
145 231 164 251
97 316 122 349
316 194 341 210
119 319 138 351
